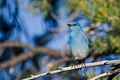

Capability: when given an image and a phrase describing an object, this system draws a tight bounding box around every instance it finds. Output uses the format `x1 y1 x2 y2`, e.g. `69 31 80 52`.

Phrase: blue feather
68 22 89 60
68 21 89 80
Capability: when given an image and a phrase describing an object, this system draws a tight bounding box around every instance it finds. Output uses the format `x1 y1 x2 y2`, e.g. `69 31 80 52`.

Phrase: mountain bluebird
67 21 89 80
68 22 89 62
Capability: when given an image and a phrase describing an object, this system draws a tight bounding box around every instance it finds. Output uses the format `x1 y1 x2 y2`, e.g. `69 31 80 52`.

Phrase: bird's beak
67 24 70 26
67 24 69 26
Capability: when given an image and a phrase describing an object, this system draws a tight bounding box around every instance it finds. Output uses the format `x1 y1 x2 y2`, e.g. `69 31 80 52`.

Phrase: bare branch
89 68 120 80
0 41 70 70
0 41 69 58
49 11 78 33
84 22 101 33
23 59 120 80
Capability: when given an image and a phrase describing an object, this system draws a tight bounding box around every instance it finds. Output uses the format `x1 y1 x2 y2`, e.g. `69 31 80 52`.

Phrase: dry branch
0 41 70 58
0 41 70 70
89 68 120 80
23 59 120 80
50 11 78 33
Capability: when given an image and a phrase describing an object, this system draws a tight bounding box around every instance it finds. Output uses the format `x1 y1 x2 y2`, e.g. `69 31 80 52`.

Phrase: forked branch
23 59 120 80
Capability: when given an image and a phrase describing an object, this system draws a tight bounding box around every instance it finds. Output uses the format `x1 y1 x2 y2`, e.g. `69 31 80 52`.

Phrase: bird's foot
71 64 79 69
71 60 80 68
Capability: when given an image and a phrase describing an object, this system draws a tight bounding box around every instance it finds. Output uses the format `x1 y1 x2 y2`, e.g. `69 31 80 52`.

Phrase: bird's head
67 22 83 31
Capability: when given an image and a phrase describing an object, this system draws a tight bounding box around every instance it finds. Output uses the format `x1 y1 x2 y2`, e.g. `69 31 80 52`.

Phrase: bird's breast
68 33 89 60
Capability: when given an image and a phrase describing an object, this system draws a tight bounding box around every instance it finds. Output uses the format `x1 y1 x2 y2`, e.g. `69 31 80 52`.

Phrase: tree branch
0 41 69 58
89 68 120 80
22 59 120 80
0 41 70 70
49 11 78 33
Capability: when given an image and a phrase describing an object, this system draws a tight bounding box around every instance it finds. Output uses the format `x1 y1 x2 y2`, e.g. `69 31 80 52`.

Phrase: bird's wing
81 32 89 44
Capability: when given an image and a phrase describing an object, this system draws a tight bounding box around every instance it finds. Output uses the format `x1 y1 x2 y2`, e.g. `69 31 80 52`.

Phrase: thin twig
50 11 78 33
23 59 120 80
89 68 120 80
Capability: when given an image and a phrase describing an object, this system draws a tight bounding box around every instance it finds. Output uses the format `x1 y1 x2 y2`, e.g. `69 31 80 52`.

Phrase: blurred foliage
66 0 120 54
66 0 120 24
91 35 120 55
86 72 94 79
27 0 52 15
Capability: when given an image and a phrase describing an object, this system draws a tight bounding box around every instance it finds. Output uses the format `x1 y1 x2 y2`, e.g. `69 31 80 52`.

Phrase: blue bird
68 22 89 61
67 21 89 80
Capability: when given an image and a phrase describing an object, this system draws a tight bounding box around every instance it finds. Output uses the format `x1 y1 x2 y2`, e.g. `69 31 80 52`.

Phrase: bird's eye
67 24 76 26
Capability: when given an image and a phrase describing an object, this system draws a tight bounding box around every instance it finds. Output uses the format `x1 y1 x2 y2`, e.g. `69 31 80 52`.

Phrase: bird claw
71 64 78 69
81 63 86 68
71 62 80 69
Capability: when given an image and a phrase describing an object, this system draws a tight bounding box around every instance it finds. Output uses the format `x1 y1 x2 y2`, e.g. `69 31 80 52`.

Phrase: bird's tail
78 68 87 80
77 59 87 80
